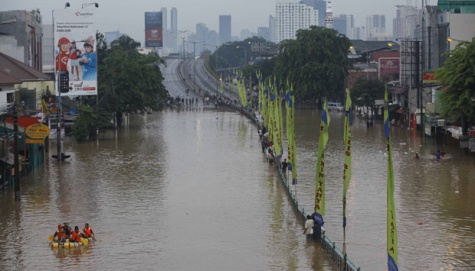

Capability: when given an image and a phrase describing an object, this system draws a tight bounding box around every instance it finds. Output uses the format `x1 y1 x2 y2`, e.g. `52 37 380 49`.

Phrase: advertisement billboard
53 9 97 96
145 12 163 48
378 57 400 81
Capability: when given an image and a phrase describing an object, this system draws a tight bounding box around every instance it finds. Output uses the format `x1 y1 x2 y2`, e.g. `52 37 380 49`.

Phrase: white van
327 102 344 112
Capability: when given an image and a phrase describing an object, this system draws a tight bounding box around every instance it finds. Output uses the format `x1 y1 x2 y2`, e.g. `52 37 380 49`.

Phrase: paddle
48 235 54 246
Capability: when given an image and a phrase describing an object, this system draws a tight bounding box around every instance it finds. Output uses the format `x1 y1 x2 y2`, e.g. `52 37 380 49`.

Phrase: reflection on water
0 109 331 271
0 108 474 270
293 109 475 270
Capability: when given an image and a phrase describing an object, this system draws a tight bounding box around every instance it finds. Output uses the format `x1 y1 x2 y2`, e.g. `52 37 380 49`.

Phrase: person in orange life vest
55 37 70 71
62 222 72 239
53 224 67 244
83 223 94 238
70 226 83 243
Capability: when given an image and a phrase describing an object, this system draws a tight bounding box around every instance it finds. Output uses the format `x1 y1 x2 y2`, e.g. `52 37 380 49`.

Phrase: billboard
145 12 163 48
378 57 400 81
423 71 437 83
53 9 97 96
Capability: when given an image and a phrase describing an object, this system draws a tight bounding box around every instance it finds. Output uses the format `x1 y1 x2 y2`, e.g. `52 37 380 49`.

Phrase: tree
98 35 169 127
350 78 385 115
274 26 351 104
72 34 169 141
436 38 475 134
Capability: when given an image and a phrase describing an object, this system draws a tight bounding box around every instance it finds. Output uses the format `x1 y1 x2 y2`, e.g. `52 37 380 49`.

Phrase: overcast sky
3 0 430 44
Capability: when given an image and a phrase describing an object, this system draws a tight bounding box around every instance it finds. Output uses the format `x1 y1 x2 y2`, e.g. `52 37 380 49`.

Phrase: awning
0 153 14 165
390 87 407 94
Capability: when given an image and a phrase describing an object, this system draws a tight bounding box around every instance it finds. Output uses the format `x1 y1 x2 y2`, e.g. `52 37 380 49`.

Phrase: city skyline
2 0 430 44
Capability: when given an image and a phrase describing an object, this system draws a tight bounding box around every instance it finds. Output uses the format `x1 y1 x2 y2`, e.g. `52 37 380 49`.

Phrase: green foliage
350 78 385 107
274 26 351 102
436 38 475 128
72 105 97 142
209 37 277 71
72 33 169 139
98 35 169 120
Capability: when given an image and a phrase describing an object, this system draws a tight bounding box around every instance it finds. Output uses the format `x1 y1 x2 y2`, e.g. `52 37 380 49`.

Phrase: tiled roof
0 70 21 84
0 52 50 81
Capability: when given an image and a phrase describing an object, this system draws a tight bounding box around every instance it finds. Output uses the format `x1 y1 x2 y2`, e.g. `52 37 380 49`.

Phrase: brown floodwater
0 98 474 271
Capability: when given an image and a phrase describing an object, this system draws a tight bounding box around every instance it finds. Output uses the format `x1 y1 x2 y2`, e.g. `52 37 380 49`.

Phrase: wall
449 13 475 49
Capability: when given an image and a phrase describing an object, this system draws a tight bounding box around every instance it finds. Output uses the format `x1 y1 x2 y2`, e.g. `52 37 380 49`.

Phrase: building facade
366 14 386 40
268 15 276 42
275 1 318 43
300 0 326 27
0 10 44 71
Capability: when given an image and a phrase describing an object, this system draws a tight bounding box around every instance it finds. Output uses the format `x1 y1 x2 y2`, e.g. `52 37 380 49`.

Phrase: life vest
55 230 66 240
71 231 82 242
83 227 93 237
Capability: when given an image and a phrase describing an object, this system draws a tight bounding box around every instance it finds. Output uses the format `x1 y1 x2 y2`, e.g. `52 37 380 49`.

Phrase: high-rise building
393 5 419 40
325 1 334 29
300 0 326 27
196 23 208 54
365 14 386 40
171 8 178 53
269 15 276 42
333 14 347 35
345 15 356 39
240 29 251 40
258 27 270 41
161 8 168 49
219 15 231 44
275 1 318 43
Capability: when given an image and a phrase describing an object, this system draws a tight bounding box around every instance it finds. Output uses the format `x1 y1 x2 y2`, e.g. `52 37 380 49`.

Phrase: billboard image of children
55 37 70 71
69 41 82 80
79 36 96 81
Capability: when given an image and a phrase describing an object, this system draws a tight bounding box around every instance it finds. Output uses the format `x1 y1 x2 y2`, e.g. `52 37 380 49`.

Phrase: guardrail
236 108 361 271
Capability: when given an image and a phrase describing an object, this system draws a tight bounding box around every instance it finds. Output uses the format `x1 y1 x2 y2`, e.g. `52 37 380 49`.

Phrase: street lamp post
447 37 470 50
178 30 189 62
13 104 19 200
193 41 196 91
188 40 204 92
82 2 99 8
52 5 72 161
236 46 247 66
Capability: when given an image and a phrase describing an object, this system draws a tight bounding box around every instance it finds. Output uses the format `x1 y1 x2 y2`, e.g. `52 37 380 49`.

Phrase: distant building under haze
219 15 231 44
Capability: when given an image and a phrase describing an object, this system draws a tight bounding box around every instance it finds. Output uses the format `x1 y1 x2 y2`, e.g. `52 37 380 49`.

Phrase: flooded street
0 106 474 270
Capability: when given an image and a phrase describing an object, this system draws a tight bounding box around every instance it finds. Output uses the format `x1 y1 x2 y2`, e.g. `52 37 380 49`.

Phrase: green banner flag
315 100 330 216
285 86 297 184
342 88 353 255
219 74 224 94
385 87 398 271
273 85 282 157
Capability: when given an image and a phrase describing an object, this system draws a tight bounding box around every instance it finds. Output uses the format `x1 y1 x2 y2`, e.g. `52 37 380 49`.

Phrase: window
7 93 14 103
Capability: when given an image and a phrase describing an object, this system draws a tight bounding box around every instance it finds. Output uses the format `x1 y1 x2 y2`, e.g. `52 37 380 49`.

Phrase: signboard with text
25 124 50 139
145 12 163 48
378 57 400 81
53 9 97 96
423 72 437 83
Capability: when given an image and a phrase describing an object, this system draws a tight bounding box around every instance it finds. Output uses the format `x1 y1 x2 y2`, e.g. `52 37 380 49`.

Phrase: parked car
327 102 344 111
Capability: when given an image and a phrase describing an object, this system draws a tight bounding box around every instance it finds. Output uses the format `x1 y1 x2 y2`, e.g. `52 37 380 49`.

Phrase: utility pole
13 104 20 201
190 40 203 91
